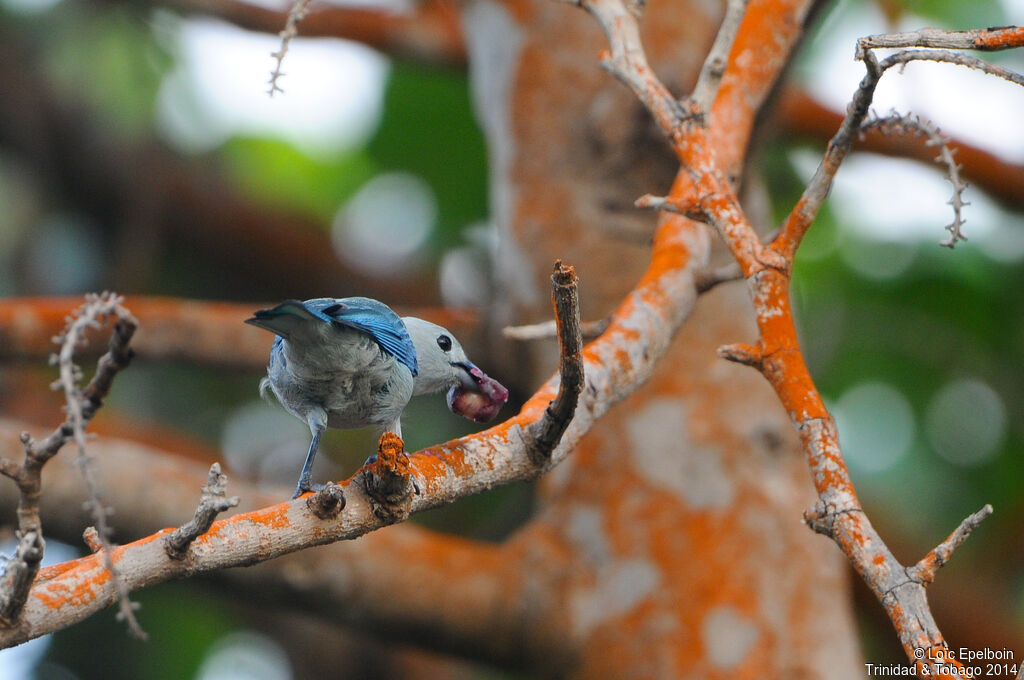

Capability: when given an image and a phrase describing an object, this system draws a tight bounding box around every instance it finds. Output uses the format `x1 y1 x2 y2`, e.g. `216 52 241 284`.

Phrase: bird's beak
447 362 509 423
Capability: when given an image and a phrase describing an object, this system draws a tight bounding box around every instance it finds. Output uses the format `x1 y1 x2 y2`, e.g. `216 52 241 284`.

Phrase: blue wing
247 297 418 376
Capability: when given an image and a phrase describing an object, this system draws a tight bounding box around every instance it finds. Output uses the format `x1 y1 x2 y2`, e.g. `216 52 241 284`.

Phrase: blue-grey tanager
246 297 509 498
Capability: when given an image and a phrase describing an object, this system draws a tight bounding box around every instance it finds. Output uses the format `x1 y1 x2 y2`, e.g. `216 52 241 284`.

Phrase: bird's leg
293 418 326 499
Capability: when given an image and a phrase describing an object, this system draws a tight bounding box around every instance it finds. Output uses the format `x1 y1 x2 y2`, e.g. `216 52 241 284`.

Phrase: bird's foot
291 481 325 500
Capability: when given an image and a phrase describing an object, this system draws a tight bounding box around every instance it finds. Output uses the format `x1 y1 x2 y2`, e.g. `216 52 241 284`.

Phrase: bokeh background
0 0 1022 677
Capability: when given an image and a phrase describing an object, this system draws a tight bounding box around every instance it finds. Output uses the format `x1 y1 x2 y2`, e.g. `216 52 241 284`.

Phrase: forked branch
0 293 139 634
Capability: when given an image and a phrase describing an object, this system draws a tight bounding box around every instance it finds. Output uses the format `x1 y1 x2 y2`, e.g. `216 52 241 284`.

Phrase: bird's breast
267 332 414 430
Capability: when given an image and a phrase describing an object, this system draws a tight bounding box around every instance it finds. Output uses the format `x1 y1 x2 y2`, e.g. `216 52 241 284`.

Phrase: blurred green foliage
367 60 490 248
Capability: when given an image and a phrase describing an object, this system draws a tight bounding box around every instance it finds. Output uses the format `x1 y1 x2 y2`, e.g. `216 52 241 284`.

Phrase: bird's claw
291 481 325 500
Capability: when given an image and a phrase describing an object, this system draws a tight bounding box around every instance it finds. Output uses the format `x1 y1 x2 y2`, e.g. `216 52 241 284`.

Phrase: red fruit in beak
446 368 509 423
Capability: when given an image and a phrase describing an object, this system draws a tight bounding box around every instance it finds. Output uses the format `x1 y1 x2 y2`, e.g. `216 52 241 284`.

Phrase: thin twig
165 464 240 560
771 48 881 260
861 113 970 247
634 193 704 219
860 26 1024 51
691 0 749 114
908 504 993 584
876 48 1024 87
0 293 139 633
525 261 584 464
503 317 608 342
267 0 315 96
579 0 692 141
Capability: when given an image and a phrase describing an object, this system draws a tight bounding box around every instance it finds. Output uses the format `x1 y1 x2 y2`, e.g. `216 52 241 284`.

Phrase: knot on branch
526 261 584 465
634 193 705 220
165 463 240 560
306 482 346 520
717 342 764 368
362 432 414 523
82 526 103 553
802 500 863 537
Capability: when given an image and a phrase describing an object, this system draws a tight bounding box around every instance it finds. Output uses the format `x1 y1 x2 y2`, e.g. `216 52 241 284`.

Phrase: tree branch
772 36 1024 260
859 26 1024 51
691 0 749 114
0 423 570 668
154 0 467 66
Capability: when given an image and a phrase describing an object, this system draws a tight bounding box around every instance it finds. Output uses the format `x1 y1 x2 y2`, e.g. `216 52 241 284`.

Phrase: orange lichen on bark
710 0 816 174
976 25 1024 49
33 567 110 610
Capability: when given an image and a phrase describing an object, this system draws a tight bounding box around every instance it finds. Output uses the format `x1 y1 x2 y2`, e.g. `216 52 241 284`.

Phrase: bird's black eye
436 334 452 352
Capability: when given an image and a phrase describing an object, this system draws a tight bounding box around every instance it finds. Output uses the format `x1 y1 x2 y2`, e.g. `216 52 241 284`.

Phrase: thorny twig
267 0 314 96
861 113 969 247
773 38 1024 258
0 293 141 634
165 464 240 560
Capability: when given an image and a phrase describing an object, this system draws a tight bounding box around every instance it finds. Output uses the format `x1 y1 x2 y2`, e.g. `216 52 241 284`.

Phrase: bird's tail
245 300 320 340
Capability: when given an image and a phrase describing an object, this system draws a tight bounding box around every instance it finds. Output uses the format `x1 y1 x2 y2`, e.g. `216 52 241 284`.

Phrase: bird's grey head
401 317 475 395
401 316 509 423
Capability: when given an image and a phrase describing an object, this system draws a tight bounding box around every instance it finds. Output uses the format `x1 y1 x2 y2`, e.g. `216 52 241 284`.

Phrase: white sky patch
332 172 436 276
156 15 389 157
789 149 1003 243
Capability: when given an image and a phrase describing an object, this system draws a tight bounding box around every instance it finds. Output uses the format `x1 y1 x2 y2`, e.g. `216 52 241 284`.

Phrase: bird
246 297 509 499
